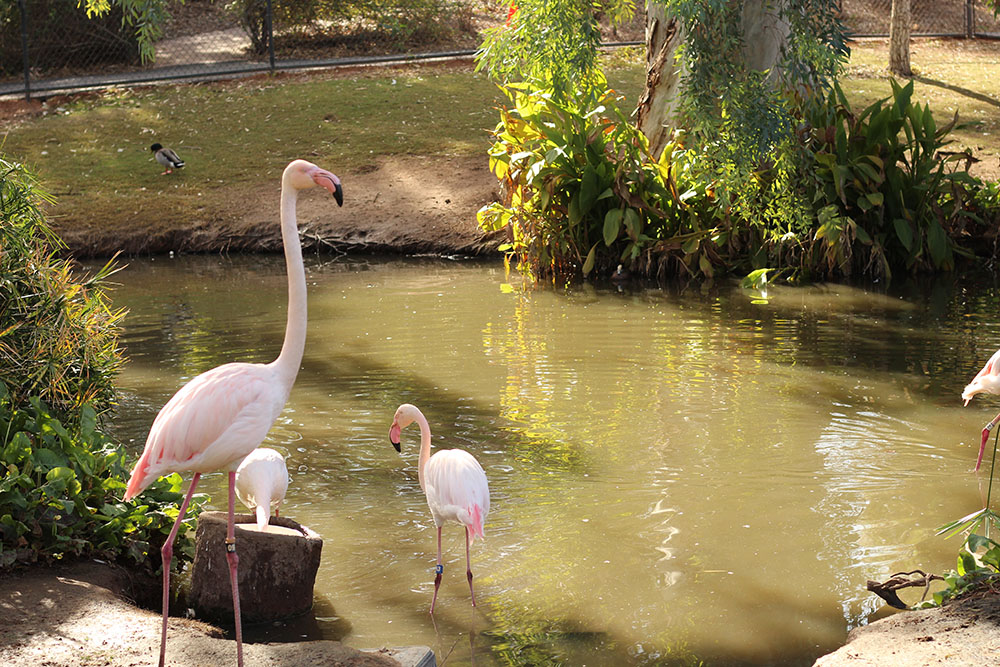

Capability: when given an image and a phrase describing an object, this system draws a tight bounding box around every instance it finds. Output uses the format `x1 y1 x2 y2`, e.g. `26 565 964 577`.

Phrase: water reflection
104 255 1000 665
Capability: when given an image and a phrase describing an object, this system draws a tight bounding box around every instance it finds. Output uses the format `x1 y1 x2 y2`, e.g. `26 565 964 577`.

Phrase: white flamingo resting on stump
389 403 490 614
235 447 290 530
962 348 1000 471
123 159 342 667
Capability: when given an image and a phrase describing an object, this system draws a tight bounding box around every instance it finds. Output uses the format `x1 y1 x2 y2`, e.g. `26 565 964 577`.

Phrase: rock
188 511 323 625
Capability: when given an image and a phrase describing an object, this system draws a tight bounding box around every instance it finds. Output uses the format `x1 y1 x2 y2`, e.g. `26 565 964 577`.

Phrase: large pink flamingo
389 403 490 614
962 348 1000 471
123 159 342 667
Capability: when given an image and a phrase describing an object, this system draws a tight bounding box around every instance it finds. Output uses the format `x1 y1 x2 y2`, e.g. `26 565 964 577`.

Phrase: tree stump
188 511 323 625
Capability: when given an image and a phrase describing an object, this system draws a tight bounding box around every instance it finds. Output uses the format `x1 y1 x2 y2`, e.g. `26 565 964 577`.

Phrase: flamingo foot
430 564 443 615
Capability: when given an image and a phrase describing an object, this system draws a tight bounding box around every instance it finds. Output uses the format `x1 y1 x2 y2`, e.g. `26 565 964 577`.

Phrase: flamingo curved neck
271 183 307 389
415 412 432 492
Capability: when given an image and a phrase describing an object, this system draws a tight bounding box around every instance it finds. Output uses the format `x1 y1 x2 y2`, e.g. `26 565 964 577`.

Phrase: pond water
105 254 1000 666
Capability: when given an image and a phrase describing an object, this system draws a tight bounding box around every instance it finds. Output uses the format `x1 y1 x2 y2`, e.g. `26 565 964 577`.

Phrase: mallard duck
150 143 185 174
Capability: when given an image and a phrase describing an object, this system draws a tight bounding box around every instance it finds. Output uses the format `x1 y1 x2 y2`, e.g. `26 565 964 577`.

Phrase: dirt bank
0 559 429 666
52 152 504 259
813 592 1000 666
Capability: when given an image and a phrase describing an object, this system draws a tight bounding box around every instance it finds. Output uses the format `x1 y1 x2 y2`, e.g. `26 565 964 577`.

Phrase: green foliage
789 79 986 280
0 384 206 571
922 427 1000 607
478 0 847 162
477 0 634 98
0 156 126 420
480 74 1000 283
0 0 141 75
477 79 720 280
77 0 169 64
652 0 847 164
917 533 1000 607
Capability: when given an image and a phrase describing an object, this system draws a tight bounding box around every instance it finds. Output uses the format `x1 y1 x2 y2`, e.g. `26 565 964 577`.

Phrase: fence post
967 0 974 38
18 0 30 101
266 0 275 71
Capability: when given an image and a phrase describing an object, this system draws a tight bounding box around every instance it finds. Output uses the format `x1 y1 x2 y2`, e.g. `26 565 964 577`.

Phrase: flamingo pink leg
158 473 201 667
430 527 443 614
465 526 476 607
978 412 1000 471
226 470 244 667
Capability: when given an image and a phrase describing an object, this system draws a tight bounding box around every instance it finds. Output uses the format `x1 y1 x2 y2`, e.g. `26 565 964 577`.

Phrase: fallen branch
867 570 945 610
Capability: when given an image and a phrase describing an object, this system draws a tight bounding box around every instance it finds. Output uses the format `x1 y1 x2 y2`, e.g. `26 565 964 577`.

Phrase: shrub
0 385 205 571
0 155 204 573
477 79 720 281
479 78 1000 284
789 79 989 280
0 156 125 420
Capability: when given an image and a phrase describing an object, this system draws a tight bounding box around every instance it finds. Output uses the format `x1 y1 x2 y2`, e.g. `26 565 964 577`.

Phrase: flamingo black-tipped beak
333 182 343 207
389 422 402 453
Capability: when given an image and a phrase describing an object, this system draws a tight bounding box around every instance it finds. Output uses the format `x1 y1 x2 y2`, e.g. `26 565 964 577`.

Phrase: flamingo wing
125 363 283 499
423 449 490 540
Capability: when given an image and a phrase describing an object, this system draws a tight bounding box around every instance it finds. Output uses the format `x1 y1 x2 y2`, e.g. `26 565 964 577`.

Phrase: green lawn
0 64 503 239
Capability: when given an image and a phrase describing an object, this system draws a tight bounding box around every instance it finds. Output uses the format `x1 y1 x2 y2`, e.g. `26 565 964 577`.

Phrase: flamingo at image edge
235 447 290 530
389 403 490 614
123 159 342 667
961 348 1000 471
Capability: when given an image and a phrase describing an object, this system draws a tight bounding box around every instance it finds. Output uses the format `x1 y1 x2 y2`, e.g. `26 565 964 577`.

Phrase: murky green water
105 254 1000 665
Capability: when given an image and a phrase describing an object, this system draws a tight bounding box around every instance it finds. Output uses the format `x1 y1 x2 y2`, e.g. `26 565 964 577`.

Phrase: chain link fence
1 0 491 99
841 0 1000 37
2 0 999 100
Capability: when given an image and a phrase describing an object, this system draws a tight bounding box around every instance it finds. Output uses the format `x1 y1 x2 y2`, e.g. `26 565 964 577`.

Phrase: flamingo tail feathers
466 503 485 542
124 451 152 501
255 504 271 530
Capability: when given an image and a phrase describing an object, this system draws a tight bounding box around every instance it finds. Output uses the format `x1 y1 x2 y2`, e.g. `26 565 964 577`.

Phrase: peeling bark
635 3 684 159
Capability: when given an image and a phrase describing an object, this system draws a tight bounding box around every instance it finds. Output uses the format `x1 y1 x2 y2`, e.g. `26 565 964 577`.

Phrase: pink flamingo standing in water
389 403 490 614
962 348 1000 471
123 159 342 667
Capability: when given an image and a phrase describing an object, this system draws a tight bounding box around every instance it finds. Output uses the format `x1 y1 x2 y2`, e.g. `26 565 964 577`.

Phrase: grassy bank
0 62 503 248
0 39 997 257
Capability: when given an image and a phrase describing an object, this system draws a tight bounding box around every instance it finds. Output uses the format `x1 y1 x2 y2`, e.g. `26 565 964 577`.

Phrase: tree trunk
635 3 685 159
635 1 789 159
740 1 790 79
889 0 912 77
